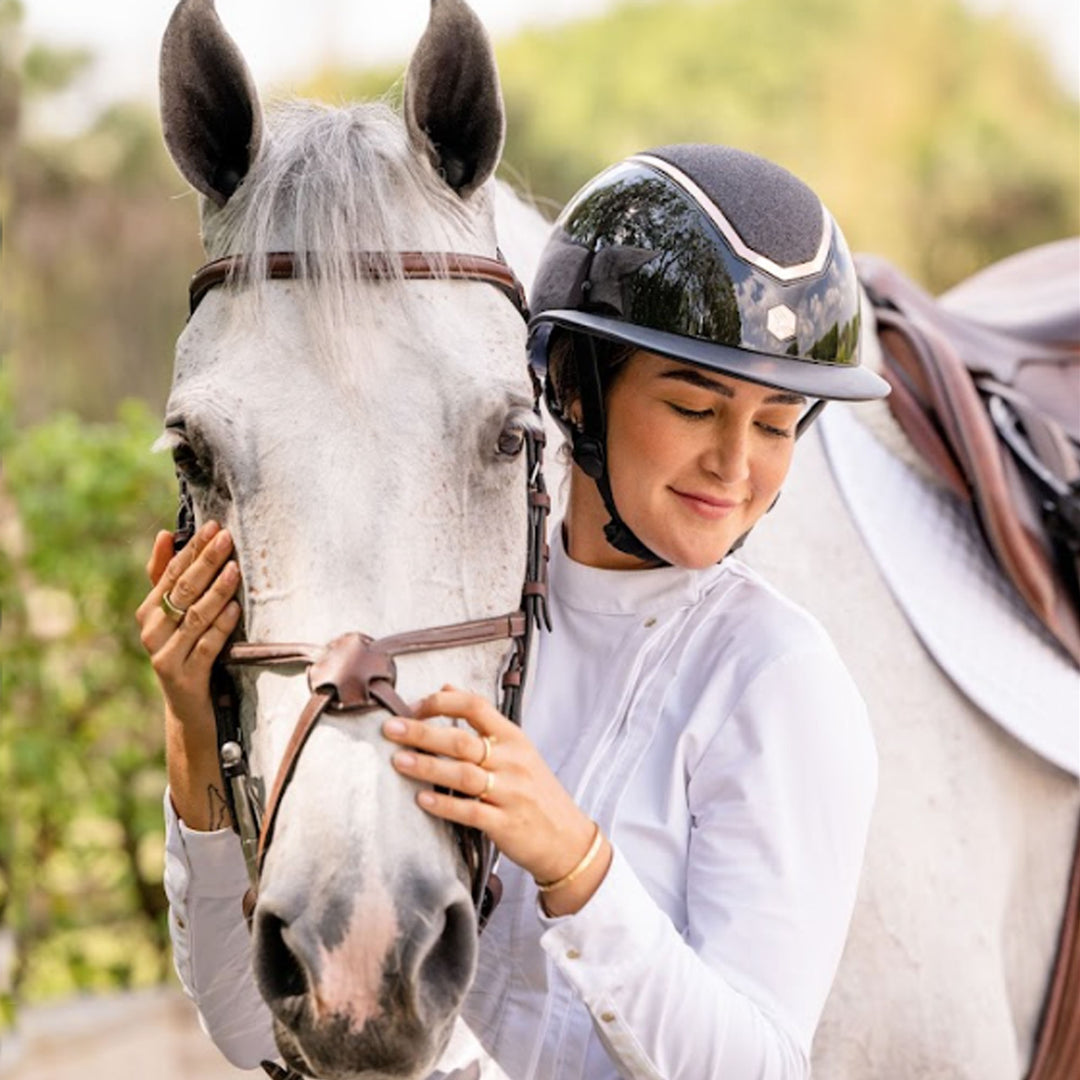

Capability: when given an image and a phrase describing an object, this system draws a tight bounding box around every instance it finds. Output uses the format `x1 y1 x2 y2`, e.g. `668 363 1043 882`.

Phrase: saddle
858 241 1080 1080
857 241 1080 668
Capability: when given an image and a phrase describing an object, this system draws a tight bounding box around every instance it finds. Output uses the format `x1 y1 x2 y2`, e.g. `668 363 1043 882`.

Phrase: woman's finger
169 562 241 659
149 561 240 669
414 788 495 830
147 531 174 586
150 601 241 724
138 521 220 622
414 687 515 738
391 749 497 801
161 527 234 614
187 600 243 669
382 715 499 765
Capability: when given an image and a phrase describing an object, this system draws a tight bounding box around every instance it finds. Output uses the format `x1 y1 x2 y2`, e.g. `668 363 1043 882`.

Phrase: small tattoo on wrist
208 784 229 830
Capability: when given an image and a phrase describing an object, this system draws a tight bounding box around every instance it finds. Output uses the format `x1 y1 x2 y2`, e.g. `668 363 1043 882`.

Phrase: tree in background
2 396 176 1005
492 0 1078 288
2 0 178 1014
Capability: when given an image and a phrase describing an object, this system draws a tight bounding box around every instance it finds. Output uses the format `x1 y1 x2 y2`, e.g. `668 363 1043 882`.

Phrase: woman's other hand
383 688 612 916
136 520 241 722
136 520 242 830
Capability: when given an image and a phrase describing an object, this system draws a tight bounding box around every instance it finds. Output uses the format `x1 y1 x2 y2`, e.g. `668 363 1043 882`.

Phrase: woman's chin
644 536 733 570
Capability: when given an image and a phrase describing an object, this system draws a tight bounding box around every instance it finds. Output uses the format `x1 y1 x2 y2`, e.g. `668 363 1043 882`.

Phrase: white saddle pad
820 404 1079 777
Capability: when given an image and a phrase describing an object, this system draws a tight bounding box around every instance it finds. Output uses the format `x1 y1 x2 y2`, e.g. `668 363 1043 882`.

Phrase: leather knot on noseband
309 633 399 712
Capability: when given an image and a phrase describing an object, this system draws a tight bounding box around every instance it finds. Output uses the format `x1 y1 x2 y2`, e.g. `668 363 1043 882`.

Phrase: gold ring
160 590 188 623
479 770 496 802
476 735 495 768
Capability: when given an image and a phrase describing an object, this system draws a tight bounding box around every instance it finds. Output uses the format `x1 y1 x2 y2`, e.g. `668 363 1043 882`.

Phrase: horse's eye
496 423 527 458
171 438 210 486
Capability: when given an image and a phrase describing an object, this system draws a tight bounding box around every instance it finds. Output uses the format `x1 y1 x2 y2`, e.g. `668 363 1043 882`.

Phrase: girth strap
1026 819 1080 1080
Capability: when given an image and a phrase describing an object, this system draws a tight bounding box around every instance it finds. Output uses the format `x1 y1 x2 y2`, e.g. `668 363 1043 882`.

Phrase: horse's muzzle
252 872 476 1079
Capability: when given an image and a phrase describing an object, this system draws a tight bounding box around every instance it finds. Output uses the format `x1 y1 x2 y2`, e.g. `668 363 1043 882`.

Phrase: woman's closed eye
755 420 794 439
668 402 714 421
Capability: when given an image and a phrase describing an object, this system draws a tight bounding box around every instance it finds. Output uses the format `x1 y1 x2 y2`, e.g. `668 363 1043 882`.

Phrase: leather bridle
175 248 551 934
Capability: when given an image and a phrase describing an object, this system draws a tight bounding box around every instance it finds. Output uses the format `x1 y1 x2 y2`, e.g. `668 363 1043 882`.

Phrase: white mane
198 100 498 352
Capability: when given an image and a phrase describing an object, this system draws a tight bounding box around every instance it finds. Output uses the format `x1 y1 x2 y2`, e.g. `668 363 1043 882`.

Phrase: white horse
744 247 1080 1079
158 1 1078 1078
159 1 542 1076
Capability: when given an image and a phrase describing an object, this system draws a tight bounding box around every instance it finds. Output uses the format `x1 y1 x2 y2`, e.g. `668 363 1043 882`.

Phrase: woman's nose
704 421 752 484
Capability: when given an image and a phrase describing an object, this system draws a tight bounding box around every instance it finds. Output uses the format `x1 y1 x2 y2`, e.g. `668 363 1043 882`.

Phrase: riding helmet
527 143 889 560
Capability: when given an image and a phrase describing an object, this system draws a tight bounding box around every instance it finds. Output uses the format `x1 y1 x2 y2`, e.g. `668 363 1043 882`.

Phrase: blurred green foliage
1 393 175 1006
1 0 1077 1012
493 0 1078 289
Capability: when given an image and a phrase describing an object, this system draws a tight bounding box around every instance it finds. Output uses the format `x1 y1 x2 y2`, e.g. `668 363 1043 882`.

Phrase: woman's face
566 350 804 570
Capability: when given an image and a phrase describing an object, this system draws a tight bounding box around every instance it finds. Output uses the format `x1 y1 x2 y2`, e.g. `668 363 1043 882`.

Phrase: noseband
175 249 550 938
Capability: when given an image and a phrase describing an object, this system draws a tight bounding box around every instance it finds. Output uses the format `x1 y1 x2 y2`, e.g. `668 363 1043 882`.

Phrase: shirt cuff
163 788 251 899
537 847 671 1078
537 844 667 989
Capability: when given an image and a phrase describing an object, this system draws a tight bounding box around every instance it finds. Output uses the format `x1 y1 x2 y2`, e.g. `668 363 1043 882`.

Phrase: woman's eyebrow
658 368 806 406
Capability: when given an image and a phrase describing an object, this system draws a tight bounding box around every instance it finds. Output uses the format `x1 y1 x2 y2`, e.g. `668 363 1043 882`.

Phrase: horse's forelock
199 100 492 349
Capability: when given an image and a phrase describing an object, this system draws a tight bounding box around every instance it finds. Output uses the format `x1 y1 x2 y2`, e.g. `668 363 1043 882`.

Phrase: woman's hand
382 688 612 916
136 520 242 723
136 520 242 831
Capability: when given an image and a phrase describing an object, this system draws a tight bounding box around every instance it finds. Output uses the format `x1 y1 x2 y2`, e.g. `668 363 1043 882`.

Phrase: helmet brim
533 309 890 402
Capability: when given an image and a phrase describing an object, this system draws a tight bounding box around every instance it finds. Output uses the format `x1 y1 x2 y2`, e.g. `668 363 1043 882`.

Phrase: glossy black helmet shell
529 145 889 403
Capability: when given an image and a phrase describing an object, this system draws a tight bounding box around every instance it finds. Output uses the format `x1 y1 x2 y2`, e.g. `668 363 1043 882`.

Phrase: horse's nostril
256 910 310 1003
417 897 476 1017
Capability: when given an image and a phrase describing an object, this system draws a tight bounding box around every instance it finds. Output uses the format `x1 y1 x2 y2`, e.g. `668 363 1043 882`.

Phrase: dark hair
547 330 636 423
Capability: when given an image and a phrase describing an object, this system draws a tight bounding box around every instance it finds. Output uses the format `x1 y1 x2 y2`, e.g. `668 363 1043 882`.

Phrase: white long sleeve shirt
164 529 877 1079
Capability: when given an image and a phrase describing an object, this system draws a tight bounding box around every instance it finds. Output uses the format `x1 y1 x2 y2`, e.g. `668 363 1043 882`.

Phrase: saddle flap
858 249 1080 666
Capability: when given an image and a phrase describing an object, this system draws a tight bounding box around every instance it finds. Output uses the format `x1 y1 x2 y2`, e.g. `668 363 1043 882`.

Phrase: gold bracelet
535 822 604 895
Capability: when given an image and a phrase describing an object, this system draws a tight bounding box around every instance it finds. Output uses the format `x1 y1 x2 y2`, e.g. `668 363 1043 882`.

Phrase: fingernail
394 752 416 769
222 562 239 582
201 521 220 537
383 719 407 736
418 792 436 808
213 530 232 553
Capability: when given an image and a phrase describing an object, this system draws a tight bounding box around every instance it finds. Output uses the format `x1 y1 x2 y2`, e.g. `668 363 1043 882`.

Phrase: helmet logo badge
767 304 798 342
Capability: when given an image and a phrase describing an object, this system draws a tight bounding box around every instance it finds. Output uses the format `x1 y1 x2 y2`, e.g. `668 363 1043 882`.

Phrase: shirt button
600 1011 616 1023
566 948 581 960
175 916 186 930
643 617 657 628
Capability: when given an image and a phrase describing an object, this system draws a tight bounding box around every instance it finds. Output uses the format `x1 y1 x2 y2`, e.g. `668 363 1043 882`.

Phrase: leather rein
176 248 551 932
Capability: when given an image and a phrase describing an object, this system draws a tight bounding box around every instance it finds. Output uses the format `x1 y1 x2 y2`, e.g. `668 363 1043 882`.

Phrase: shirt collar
550 518 728 615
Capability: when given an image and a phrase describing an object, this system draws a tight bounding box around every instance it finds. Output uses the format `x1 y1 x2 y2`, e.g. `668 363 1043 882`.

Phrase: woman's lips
671 488 739 519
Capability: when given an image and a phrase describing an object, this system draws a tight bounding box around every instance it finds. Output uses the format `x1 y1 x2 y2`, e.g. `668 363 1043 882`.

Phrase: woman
138 143 888 1079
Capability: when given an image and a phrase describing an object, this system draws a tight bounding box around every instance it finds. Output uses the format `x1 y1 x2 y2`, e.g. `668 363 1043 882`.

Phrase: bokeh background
1 0 1077 1072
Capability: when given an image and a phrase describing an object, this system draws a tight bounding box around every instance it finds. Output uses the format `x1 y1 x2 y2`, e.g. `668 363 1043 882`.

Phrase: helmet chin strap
568 340 829 566
570 335 666 565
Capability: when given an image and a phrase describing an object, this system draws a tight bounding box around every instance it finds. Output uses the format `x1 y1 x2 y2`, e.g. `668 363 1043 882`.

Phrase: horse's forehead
169 287 528 433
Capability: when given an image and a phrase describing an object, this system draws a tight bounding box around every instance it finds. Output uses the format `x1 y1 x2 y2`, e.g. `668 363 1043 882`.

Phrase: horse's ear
159 0 263 207
404 0 505 198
